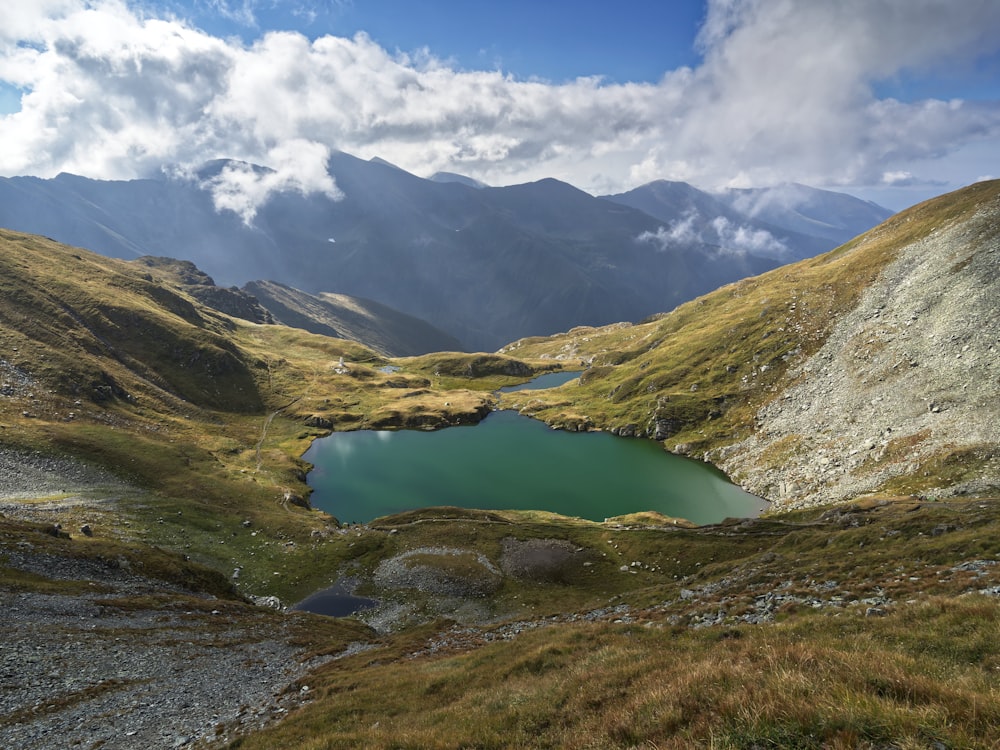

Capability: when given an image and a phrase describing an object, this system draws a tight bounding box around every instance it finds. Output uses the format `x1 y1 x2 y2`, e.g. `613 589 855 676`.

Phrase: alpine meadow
3 1 1000 748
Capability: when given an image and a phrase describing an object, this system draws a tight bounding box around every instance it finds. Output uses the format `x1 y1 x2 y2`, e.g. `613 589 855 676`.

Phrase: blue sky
190 0 707 84
1 0 999 212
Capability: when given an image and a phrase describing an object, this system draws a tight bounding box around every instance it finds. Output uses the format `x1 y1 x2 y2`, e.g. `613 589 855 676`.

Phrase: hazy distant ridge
0 154 890 351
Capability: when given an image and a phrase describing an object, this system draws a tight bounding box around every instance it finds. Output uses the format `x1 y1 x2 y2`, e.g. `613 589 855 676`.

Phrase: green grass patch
230 593 1000 749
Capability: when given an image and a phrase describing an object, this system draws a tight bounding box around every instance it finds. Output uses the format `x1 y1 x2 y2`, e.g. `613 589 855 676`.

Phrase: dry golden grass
502 180 1000 466
230 595 1000 749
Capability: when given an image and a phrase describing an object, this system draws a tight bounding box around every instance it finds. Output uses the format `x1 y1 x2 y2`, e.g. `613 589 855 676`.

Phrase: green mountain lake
304 408 763 526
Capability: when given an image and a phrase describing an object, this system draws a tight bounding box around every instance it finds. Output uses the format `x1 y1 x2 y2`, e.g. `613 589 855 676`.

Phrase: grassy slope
0 229 557 602
499 181 1000 465
234 497 1000 750
3 183 1000 749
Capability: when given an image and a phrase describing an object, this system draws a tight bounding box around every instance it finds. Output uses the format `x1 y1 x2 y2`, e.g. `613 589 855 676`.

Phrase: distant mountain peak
713 183 894 244
368 156 407 171
193 159 274 181
428 171 488 189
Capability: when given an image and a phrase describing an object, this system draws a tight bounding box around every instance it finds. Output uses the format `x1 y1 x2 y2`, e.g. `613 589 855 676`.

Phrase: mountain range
0 180 998 749
0 152 890 351
504 179 1000 508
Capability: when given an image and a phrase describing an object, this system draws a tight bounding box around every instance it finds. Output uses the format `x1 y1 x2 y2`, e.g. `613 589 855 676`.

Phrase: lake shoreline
304 409 762 526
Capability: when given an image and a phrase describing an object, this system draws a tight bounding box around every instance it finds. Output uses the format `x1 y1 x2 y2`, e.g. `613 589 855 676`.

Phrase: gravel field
0 448 130 502
716 206 1000 508
0 448 360 750
0 539 353 750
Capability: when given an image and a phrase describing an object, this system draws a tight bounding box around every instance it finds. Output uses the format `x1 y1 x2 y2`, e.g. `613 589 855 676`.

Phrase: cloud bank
638 211 789 258
1 0 999 218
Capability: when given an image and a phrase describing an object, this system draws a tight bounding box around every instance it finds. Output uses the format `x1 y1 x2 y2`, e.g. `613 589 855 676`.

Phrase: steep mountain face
503 180 1000 509
603 180 891 262
719 184 1000 506
0 153 886 352
715 183 895 247
243 280 463 356
0 230 266 414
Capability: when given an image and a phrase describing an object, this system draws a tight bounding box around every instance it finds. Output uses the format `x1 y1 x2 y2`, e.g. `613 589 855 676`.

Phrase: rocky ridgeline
716 200 1000 509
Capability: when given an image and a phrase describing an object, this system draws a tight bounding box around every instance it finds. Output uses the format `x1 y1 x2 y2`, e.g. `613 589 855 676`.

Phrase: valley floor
4 496 1000 749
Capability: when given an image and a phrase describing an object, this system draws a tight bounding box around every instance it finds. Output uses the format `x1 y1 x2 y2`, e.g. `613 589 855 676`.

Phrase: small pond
497 370 581 392
304 409 762 526
292 581 378 617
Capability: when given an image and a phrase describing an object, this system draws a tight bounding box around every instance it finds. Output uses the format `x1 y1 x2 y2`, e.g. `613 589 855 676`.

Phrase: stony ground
717 205 1000 509
0 535 364 750
0 449 365 750
4 603 282 749
0 449 131 503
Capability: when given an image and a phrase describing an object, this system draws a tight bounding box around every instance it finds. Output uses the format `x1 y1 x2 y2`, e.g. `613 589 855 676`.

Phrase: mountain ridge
503 179 1000 508
604 179 893 261
243 279 464 356
1 184 999 750
0 152 891 351
716 182 895 245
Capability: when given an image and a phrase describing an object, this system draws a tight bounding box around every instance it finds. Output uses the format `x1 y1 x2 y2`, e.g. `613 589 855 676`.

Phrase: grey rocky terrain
0 528 358 750
0 449 365 750
716 202 1000 508
0 449 130 503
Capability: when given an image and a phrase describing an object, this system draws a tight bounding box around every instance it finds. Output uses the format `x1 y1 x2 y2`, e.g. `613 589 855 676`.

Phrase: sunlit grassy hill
0 229 534 599
501 179 1000 508
2 180 1000 748
0 230 264 414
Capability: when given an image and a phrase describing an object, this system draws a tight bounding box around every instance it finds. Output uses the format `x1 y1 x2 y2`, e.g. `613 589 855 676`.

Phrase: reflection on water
292 581 378 617
498 370 581 393
305 411 762 525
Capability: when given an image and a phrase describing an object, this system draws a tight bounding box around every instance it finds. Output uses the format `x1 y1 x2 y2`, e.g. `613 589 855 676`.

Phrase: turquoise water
304 410 762 525
497 370 581 392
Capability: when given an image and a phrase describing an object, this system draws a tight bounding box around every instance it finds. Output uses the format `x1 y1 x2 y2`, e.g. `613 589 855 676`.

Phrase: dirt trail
254 397 302 473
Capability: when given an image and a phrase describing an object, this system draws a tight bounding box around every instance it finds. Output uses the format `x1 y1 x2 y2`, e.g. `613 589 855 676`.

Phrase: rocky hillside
134 256 275 325
0 154 888 350
243 280 463 356
720 188 1000 507
503 180 1000 509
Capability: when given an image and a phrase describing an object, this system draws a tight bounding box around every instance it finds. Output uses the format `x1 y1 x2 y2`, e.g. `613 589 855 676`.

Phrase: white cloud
197 139 342 224
638 210 788 258
669 1 1000 190
882 171 915 186
0 0 998 218
637 211 699 248
710 216 788 257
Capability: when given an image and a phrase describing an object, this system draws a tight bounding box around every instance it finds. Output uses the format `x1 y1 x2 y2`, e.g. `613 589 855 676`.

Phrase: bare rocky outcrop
372 547 502 597
135 256 275 324
717 201 1000 509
